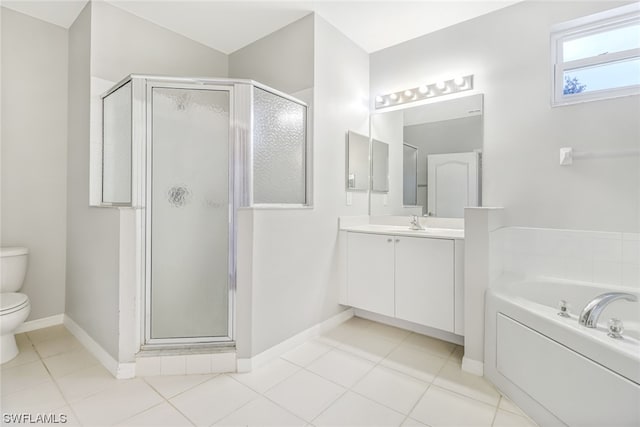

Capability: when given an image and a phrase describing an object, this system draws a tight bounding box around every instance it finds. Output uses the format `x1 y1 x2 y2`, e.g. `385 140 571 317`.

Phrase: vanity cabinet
395 237 454 332
346 231 457 333
346 233 395 317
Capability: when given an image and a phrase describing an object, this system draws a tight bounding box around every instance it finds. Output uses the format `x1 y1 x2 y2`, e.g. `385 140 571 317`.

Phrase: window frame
551 4 640 107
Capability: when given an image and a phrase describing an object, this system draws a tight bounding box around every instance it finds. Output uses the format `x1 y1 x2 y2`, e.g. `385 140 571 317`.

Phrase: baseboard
236 308 354 372
15 314 64 333
354 308 464 346
63 315 135 379
462 356 484 376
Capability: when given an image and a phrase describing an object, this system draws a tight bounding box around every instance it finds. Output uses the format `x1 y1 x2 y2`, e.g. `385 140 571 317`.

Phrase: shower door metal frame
143 79 236 347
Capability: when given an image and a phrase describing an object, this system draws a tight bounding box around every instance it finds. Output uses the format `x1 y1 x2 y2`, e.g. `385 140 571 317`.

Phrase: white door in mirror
427 152 479 217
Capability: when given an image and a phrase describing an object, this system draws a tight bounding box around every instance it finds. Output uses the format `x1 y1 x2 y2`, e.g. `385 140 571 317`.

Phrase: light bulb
454 76 466 87
389 93 398 101
404 90 413 98
418 86 429 95
375 96 384 104
436 81 447 91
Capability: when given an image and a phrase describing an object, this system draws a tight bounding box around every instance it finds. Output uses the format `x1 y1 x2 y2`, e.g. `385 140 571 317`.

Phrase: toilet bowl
1 247 31 364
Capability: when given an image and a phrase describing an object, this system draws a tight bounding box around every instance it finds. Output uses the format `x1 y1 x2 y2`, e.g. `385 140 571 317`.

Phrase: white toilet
1 247 31 364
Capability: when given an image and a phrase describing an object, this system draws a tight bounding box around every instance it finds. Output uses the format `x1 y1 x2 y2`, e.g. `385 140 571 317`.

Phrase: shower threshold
139 341 236 357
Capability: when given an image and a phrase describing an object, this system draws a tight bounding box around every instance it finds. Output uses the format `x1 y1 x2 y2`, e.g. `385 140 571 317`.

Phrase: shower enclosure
100 75 308 349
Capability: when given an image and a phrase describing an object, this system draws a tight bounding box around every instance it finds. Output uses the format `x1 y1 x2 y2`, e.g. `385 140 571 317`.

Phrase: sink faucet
409 215 425 230
578 292 638 328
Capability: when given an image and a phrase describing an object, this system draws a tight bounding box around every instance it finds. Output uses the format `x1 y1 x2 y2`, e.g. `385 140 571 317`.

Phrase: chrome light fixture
375 74 473 109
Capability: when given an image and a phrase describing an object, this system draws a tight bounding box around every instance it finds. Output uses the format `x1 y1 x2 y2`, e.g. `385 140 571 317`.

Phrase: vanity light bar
375 75 474 109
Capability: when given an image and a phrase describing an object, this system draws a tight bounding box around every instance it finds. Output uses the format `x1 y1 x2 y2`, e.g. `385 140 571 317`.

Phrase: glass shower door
147 84 232 343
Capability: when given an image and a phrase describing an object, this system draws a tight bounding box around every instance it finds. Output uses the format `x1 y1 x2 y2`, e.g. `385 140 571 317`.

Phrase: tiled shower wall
490 227 639 288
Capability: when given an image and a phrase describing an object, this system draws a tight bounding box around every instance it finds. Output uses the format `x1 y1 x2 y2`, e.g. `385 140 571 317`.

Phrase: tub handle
607 318 624 339
557 300 570 318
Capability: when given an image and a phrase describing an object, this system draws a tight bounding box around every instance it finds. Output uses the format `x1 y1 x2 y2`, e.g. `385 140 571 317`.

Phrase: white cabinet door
347 232 395 317
395 236 454 332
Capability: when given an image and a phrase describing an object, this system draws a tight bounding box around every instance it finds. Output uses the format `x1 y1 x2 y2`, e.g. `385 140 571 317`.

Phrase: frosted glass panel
150 87 230 339
253 88 307 204
102 82 132 204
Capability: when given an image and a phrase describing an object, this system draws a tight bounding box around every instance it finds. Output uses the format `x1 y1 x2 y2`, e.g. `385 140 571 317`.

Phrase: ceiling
1 1 521 54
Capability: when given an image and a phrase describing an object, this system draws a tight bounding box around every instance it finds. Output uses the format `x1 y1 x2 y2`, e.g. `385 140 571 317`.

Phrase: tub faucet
409 215 425 230
578 292 638 328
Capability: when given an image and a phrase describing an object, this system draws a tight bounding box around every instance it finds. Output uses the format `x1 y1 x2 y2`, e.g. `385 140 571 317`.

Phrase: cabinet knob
395 239 400 242
387 238 392 242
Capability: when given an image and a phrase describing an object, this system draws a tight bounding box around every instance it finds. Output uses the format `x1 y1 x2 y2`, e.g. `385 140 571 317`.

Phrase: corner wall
370 1 640 233
233 14 370 358
0 8 69 321
229 14 314 94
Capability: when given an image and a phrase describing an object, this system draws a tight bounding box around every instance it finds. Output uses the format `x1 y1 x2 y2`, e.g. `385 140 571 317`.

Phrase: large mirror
346 130 370 191
370 94 483 217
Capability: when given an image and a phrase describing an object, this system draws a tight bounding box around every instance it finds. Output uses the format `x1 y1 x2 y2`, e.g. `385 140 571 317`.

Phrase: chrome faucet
578 292 638 328
409 215 425 230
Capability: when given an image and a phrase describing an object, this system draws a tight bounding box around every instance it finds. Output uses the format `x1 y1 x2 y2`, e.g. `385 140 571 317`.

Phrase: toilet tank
1 247 29 292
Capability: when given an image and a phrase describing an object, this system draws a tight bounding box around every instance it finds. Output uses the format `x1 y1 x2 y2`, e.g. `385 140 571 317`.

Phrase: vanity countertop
340 224 464 240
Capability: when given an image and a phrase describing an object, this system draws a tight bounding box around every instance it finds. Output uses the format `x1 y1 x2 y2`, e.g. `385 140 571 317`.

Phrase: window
551 4 640 106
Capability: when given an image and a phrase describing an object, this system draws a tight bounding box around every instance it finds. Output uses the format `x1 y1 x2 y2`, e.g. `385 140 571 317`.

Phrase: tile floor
0 317 538 426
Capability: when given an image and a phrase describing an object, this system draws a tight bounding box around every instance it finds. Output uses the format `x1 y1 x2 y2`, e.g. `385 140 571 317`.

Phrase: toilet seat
1 293 29 315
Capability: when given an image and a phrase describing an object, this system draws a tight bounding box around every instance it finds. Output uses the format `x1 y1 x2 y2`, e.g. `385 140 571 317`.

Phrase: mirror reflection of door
427 152 480 217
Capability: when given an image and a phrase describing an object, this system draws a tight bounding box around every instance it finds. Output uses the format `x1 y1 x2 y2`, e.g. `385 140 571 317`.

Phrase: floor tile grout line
299 360 375 391
141 372 219 401
163 395 198 427
226 359 303 395
112 400 169 427
32 327 160 427
303 325 433 423
307 385 351 425
399 348 456 424
302 346 412 427
490 395 503 427
426 383 501 410
0 361 52 398
28 333 84 427
203 377 261 427
235 383 312 426
346 386 417 420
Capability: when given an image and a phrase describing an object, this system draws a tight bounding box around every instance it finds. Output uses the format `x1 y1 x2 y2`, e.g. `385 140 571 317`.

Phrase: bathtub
485 276 640 427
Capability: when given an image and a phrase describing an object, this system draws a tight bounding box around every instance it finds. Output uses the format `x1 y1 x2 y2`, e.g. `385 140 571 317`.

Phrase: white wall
91 2 228 83
371 1 640 233
1 8 68 321
229 14 314 94
65 1 229 360
65 2 123 357
234 14 370 357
